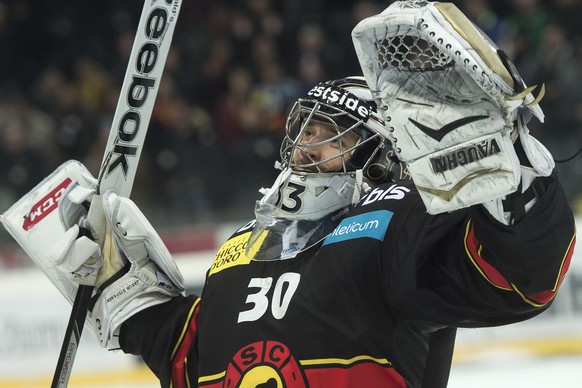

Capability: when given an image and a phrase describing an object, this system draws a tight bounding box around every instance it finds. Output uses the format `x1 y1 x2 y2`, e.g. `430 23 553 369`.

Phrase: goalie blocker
352 1 554 220
1 161 185 348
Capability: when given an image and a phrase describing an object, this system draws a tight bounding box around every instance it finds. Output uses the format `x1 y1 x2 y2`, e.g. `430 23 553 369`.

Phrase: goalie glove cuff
483 168 555 225
87 260 183 349
500 172 555 224
85 190 185 349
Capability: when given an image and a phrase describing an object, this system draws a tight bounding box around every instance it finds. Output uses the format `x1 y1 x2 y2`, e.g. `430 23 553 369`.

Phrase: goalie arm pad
87 191 185 349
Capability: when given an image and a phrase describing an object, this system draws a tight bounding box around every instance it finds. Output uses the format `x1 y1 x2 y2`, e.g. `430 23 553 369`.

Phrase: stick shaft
98 0 183 196
51 285 92 388
52 1 183 386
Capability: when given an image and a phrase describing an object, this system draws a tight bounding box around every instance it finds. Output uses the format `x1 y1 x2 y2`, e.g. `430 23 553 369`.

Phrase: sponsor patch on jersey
360 184 410 207
208 230 268 276
322 210 393 246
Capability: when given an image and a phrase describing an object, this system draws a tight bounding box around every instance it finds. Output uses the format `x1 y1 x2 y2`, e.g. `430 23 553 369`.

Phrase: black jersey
120 176 576 388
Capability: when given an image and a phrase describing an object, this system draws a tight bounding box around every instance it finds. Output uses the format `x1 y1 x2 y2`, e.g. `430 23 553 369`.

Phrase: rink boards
0 218 581 387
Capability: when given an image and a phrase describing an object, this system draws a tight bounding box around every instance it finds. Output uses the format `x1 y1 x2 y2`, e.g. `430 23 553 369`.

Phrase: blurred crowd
1 0 582 255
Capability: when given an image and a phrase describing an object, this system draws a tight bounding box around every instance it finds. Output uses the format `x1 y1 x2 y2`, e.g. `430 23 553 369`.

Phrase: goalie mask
352 0 554 214
249 76 404 261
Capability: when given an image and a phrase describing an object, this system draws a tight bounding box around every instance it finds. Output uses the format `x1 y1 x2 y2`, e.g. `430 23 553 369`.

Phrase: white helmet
249 76 407 261
282 76 387 176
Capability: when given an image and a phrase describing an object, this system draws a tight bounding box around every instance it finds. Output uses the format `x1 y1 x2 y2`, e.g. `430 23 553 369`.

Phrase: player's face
291 121 359 172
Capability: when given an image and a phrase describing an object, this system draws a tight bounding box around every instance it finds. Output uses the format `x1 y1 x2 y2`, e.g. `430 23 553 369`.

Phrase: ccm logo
106 0 175 178
22 178 72 231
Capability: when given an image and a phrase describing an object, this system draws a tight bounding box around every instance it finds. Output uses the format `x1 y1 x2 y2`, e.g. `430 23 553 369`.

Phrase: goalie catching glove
352 0 554 216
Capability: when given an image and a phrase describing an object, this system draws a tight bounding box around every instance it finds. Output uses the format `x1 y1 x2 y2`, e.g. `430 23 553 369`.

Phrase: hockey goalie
1 1 576 388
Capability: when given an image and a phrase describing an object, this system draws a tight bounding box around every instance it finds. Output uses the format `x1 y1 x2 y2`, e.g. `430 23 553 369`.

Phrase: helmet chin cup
250 168 364 261
256 168 361 222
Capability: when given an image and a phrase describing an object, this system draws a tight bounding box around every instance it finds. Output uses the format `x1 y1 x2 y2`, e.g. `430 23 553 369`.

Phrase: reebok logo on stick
102 1 179 193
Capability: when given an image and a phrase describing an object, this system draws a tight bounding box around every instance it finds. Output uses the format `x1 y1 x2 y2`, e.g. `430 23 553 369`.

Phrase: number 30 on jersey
238 273 301 323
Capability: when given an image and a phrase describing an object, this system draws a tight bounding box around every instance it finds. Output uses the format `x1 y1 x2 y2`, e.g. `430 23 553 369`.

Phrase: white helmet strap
258 163 292 208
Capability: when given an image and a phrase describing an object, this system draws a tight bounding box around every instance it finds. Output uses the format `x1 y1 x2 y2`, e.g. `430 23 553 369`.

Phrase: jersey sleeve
119 295 201 388
464 174 576 315
388 174 576 326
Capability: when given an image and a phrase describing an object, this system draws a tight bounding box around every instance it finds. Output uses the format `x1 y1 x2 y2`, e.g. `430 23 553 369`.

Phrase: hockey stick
51 1 183 387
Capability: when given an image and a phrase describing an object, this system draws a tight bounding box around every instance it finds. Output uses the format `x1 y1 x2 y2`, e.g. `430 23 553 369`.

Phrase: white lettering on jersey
361 184 411 206
238 273 301 323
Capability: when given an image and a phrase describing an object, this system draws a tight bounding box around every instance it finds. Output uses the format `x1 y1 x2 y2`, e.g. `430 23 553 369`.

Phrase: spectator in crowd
1 0 581 253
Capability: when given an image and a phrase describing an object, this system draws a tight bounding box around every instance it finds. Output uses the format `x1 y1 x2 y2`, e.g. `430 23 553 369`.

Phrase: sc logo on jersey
224 341 307 387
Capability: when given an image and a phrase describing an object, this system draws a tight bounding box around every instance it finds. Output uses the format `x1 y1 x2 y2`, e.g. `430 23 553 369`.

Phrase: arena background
1 0 581 386
0 226 581 387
